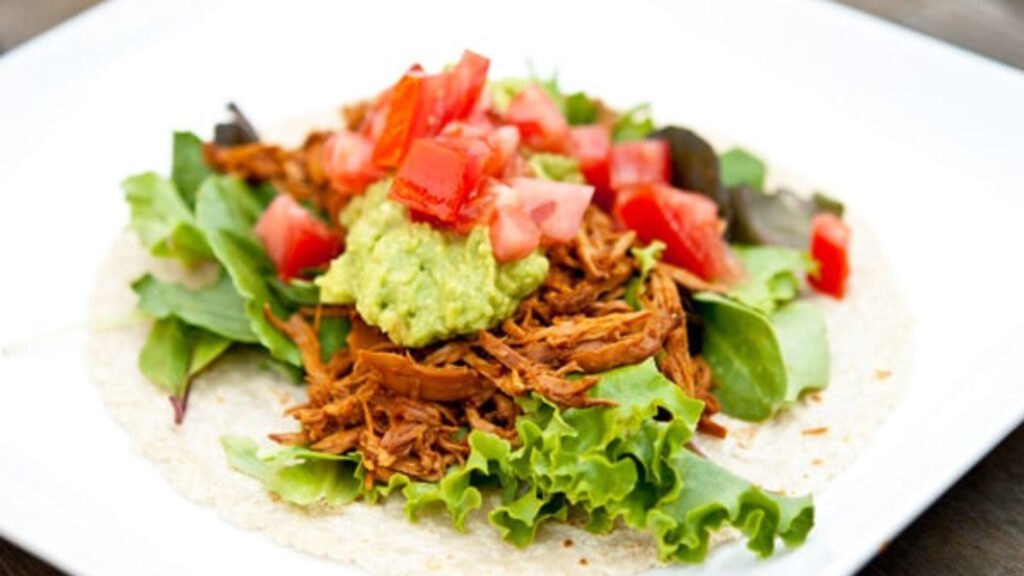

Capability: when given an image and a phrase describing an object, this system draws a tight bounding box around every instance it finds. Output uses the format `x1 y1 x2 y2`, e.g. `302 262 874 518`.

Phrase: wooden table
1 1 1022 575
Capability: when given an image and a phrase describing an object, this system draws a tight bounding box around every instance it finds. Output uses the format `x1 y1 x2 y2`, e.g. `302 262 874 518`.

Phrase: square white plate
1 1 1022 575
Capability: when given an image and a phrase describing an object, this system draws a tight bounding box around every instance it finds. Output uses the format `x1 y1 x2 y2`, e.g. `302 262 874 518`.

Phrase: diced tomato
255 195 342 281
390 139 478 223
614 184 738 281
372 66 428 168
322 130 385 193
503 84 570 153
609 139 671 191
567 125 612 210
808 213 851 298
483 125 520 176
485 179 541 263
447 50 490 119
509 177 594 244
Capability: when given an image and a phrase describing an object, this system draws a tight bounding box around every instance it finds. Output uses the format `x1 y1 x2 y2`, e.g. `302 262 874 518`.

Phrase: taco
88 50 913 575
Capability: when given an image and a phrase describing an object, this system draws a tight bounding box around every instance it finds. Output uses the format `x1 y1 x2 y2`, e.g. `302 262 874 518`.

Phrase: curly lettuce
223 359 813 562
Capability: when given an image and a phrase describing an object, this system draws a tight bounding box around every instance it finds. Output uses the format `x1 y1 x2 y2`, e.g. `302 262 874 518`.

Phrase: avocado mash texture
317 181 548 347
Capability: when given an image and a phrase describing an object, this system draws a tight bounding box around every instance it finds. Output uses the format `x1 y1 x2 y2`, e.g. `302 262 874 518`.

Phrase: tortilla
87 116 914 576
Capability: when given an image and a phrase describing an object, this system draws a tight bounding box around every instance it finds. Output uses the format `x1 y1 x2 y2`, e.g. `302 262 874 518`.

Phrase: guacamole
317 181 549 347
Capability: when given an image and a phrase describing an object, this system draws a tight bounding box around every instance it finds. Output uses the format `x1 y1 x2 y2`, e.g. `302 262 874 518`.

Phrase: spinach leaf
194 176 300 366
133 272 257 343
612 103 654 142
720 148 766 191
171 132 213 207
694 293 786 421
139 317 232 416
123 172 212 265
772 301 830 402
729 246 813 314
527 154 584 183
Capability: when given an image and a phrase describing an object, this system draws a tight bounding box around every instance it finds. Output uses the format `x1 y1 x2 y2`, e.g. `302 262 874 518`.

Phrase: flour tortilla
87 114 915 576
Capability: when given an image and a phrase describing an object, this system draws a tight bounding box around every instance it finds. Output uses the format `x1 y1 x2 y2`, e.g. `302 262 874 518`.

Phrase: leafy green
123 172 212 265
317 316 351 363
612 103 655 142
223 359 813 562
563 92 598 125
772 301 830 402
487 78 530 113
720 148 766 191
194 176 300 366
527 154 584 183
132 272 257 343
221 437 364 506
694 293 787 421
171 132 213 207
139 317 231 401
625 241 665 310
729 246 813 314
695 293 831 419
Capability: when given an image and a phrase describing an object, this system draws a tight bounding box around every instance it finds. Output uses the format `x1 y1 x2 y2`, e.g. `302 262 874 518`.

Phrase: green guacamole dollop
316 181 549 347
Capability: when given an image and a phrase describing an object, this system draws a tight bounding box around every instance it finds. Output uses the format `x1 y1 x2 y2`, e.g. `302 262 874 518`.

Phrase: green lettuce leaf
563 92 598 125
720 148 766 191
624 241 665 310
612 103 655 142
729 245 813 314
222 359 813 563
772 301 830 402
527 154 584 183
132 272 257 343
171 132 213 207
221 436 363 506
194 176 300 366
695 292 830 419
123 172 212 265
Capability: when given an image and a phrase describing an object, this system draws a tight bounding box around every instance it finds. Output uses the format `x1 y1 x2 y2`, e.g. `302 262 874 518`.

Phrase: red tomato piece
808 213 851 298
485 179 541 263
483 125 521 176
390 139 476 223
255 195 342 281
358 89 392 142
447 50 490 119
509 177 594 244
609 139 671 191
614 184 738 282
503 84 570 153
372 66 427 168
567 125 612 210
322 130 385 193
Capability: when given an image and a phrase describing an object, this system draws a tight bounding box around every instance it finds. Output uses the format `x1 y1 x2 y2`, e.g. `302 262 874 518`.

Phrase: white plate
1 1 1022 575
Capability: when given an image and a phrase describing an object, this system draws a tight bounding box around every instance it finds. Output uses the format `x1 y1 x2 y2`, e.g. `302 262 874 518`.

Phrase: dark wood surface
1 1 1022 575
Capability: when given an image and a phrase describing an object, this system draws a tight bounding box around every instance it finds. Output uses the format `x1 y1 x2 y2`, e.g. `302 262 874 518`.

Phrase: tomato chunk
503 84 570 153
390 139 477 223
609 139 671 191
567 125 612 210
448 50 491 119
808 213 851 298
615 184 737 281
509 177 594 244
255 195 342 280
322 130 385 193
485 180 541 263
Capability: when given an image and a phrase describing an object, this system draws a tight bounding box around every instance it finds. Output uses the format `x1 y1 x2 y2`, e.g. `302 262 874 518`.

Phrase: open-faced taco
88 50 914 575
